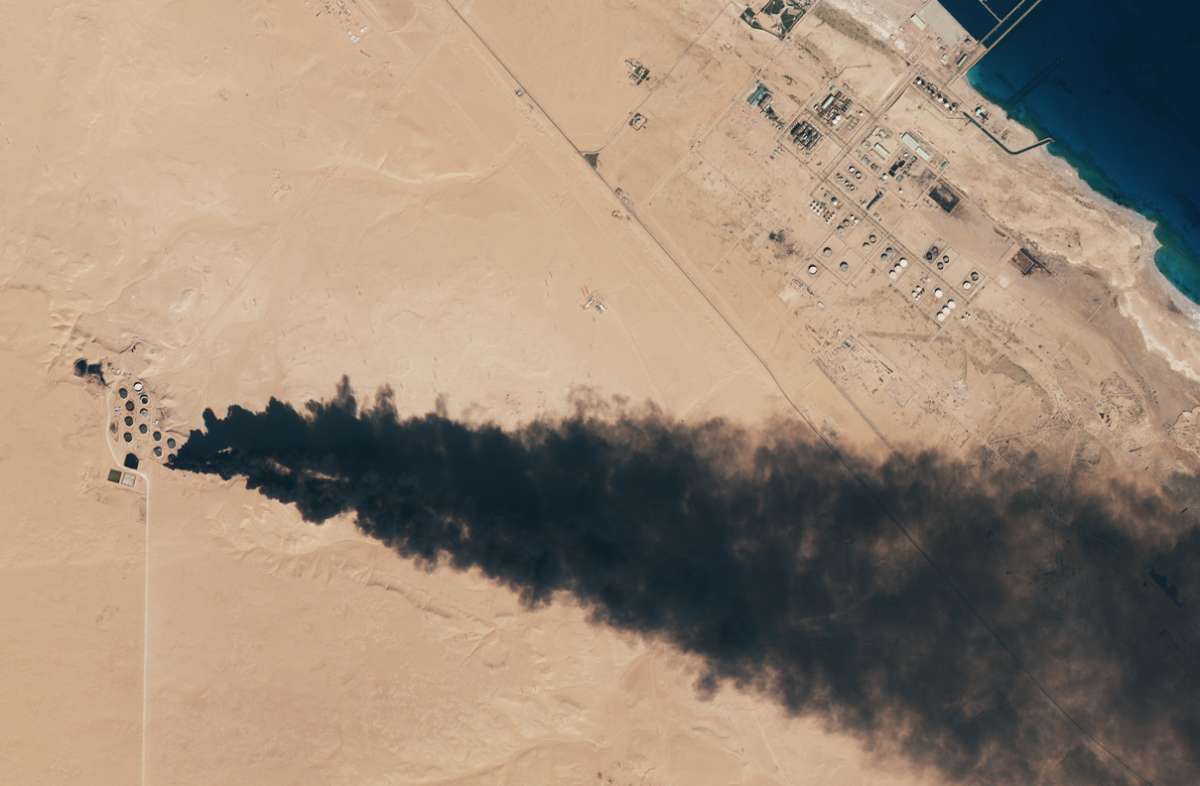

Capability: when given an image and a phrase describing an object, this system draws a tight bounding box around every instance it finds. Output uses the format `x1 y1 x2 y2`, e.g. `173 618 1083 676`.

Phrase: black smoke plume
170 378 1200 786
73 357 107 386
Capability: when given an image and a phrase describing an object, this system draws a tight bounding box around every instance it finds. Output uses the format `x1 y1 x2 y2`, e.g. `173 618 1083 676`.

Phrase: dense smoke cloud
169 378 1200 786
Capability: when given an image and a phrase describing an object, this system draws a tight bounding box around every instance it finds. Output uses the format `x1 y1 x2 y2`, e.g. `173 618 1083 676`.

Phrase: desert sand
3 0 1199 784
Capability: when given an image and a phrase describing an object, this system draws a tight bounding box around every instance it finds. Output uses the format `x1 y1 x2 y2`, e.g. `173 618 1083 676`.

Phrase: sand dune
3 1 1198 784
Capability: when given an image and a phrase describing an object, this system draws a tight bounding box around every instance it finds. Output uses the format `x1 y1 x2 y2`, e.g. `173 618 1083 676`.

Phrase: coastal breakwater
947 0 1200 306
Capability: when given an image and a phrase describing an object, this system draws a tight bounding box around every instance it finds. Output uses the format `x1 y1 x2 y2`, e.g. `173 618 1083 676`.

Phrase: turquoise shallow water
946 0 1200 305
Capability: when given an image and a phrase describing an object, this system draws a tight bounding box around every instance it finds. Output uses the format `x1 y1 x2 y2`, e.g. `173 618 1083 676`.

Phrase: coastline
952 72 1200 385
6 1 1200 782
1128 250 1200 384
964 50 1200 307
1039 140 1200 384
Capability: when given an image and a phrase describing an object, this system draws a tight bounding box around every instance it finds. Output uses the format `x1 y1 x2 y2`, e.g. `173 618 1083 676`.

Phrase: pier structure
950 0 1050 81
962 110 1053 154
1005 56 1064 108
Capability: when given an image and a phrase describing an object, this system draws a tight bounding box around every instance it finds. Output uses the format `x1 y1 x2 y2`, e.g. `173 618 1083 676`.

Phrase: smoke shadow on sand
169 378 1200 786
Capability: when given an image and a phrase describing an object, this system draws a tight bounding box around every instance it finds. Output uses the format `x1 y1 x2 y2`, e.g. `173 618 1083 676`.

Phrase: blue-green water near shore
941 0 1200 305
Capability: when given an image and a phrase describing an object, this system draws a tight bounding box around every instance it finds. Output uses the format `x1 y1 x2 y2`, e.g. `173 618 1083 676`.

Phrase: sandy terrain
3 0 1199 785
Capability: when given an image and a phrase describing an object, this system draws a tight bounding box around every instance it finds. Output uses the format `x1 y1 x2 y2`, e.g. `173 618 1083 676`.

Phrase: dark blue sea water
938 0 1004 39
942 0 1200 304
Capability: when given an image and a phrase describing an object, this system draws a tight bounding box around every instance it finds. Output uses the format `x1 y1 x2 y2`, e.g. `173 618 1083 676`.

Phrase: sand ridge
2 0 1199 784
